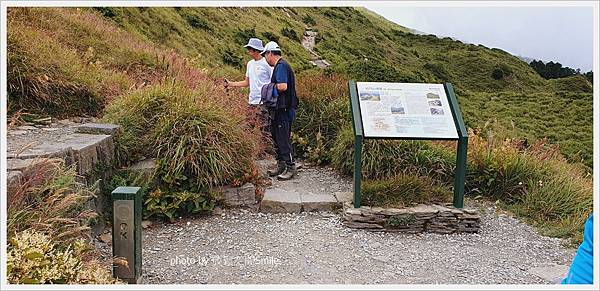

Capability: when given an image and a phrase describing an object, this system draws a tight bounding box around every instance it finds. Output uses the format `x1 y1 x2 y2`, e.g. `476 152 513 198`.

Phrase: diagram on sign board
356 82 459 139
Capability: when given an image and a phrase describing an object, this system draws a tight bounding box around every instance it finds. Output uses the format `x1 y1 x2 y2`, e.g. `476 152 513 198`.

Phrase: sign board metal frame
348 80 468 208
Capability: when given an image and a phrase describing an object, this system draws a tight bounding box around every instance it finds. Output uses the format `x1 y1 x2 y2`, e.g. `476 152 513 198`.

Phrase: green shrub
7 231 119 284
234 27 256 45
491 68 505 80
93 7 119 19
281 26 300 41
292 72 350 164
261 31 279 42
103 82 258 192
332 126 456 181
222 48 243 68
144 189 214 222
361 175 452 208
183 14 211 30
302 15 316 26
491 63 513 80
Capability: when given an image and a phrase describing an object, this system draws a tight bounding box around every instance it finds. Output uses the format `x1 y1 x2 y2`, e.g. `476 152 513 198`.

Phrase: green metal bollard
111 186 142 284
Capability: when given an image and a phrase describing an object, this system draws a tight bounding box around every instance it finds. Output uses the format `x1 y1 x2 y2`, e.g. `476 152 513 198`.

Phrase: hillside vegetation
6 7 593 242
9 7 592 168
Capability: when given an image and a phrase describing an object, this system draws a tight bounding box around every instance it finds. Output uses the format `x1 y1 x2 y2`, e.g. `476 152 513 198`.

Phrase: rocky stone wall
343 202 481 234
7 122 121 235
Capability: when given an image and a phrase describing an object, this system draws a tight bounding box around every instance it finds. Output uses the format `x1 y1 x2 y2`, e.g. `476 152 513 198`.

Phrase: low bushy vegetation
466 128 592 242
331 126 456 182
102 80 261 221
6 159 117 284
103 82 259 192
361 175 452 208
292 71 350 164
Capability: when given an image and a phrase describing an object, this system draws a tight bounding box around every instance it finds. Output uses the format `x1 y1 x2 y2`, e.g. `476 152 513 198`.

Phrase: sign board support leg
353 135 362 208
453 137 467 208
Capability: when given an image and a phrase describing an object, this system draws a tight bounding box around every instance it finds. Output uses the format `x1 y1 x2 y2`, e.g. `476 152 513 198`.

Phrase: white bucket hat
244 38 265 51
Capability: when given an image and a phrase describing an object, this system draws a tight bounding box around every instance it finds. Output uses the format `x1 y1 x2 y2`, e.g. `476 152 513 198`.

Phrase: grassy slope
92 7 592 169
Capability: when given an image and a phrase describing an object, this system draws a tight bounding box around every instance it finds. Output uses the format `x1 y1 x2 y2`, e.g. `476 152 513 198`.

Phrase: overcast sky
364 6 594 72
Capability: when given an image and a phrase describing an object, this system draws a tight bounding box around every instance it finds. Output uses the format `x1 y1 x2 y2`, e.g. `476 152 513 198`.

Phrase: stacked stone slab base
343 202 481 234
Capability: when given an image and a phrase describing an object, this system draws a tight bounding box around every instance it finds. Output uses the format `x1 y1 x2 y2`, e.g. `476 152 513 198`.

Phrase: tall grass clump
6 158 118 284
361 175 452 208
7 16 128 117
330 125 456 207
466 127 593 242
331 126 456 182
7 159 96 241
103 81 259 192
292 71 350 164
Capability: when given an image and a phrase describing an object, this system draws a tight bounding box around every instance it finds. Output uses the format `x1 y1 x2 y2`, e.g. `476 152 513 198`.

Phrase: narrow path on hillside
141 165 575 284
301 30 330 69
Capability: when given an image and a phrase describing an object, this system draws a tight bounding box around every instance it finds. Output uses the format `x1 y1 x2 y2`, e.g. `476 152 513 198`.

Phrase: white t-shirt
245 58 273 105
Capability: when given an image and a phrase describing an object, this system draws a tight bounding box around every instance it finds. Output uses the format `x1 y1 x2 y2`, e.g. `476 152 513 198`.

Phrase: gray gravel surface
269 164 352 194
142 203 575 284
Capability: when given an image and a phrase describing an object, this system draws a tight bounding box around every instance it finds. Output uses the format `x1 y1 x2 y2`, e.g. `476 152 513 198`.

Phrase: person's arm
276 83 287 92
225 62 251 88
274 64 289 92
226 77 249 88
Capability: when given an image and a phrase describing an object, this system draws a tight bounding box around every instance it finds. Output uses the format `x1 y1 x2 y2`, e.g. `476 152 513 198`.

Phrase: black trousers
270 109 294 165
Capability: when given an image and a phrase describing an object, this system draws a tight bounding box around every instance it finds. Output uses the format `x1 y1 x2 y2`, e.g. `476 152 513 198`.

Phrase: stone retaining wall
343 202 481 234
7 123 121 235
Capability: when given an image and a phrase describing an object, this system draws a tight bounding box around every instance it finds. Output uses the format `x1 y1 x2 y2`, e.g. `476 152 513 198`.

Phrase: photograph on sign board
428 100 442 106
359 91 381 101
391 106 406 114
430 107 445 115
426 92 441 99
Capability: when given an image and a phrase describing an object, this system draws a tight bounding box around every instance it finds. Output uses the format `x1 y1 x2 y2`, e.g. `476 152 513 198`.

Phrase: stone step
213 183 258 209
9 133 115 176
259 188 343 213
77 123 121 135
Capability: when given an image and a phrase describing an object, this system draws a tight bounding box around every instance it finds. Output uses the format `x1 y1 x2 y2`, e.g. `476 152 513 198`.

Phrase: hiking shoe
277 164 297 181
267 161 286 177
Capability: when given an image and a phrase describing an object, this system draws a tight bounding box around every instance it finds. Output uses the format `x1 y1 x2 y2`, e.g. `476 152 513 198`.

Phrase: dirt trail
301 30 330 69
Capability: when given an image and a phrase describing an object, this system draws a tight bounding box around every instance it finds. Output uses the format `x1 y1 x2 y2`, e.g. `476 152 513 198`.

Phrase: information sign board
356 82 458 139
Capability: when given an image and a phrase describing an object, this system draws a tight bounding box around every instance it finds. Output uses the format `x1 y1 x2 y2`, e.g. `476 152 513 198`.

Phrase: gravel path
142 202 575 284
269 163 352 194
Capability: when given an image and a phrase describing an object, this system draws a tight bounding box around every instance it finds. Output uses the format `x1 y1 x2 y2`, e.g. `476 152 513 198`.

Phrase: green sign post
111 186 143 284
348 81 468 208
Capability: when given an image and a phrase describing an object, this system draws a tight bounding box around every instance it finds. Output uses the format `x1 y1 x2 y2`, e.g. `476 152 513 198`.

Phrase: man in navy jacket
261 41 298 180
